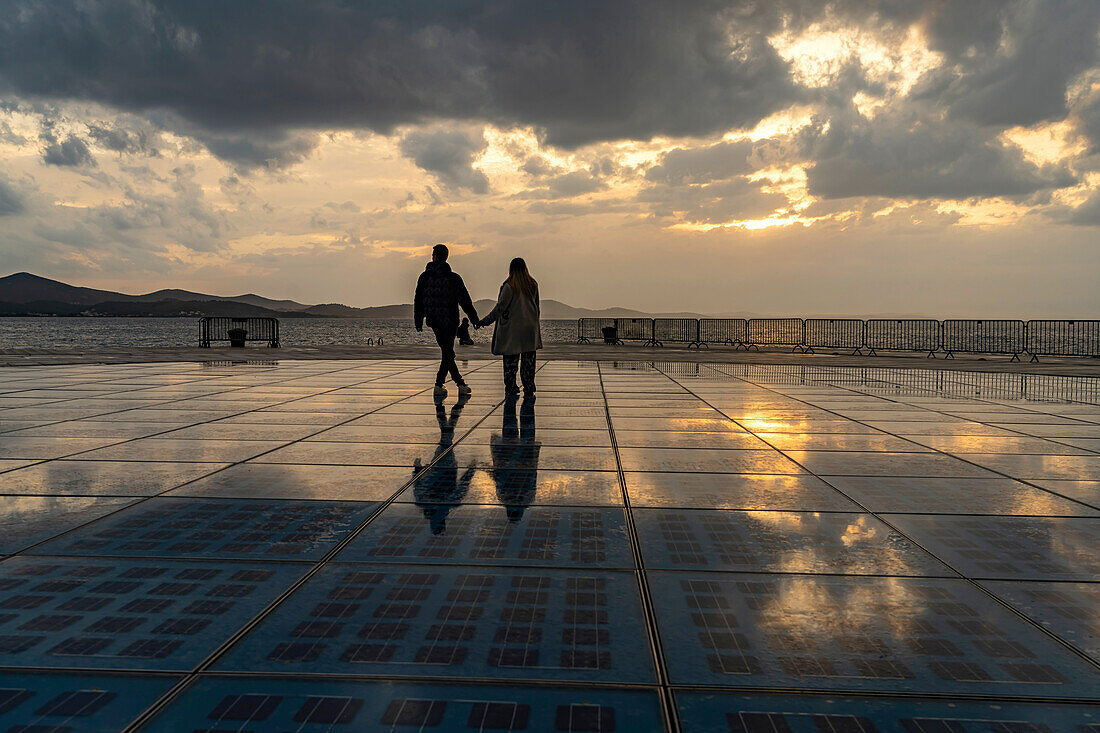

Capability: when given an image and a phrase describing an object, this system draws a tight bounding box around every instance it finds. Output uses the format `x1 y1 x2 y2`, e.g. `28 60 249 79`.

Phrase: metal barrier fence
699 318 747 347
865 319 941 357
746 318 805 351
804 319 864 354
942 320 1025 361
1026 320 1100 361
200 317 279 348
615 318 657 345
577 318 617 343
653 318 702 348
577 317 1100 360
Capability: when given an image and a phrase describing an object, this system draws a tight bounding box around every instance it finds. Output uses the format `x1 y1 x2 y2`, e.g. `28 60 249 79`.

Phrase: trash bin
228 328 247 347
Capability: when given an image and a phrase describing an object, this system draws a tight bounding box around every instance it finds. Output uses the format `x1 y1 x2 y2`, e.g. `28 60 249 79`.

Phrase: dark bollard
228 328 247 347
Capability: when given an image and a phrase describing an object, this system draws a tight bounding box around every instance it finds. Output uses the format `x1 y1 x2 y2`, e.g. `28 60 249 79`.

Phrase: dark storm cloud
645 140 756 184
41 134 96 167
802 109 1076 200
1067 191 1100 226
399 127 489 194
0 0 797 164
0 176 24 215
917 0 1100 128
638 176 787 223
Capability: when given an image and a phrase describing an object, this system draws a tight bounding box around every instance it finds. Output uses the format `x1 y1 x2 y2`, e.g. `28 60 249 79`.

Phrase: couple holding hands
414 243 542 398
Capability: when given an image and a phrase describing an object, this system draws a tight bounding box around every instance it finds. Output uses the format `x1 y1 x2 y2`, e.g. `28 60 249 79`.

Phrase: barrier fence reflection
577 317 1100 360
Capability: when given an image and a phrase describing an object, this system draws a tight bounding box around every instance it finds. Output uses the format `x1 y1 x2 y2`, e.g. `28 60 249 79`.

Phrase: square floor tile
0 459 37 473
0 671 177 732
949 454 1100 481
337 505 633 568
6 421 181 439
739 419 881 434
787 451 999 478
76 438 288 463
216 564 656 683
625 473 858 511
675 691 1100 732
396 466 623 506
456 443 620 472
0 556 303 670
470 426 614 447
0 460 228 497
885 515 1100 580
635 510 948 576
862 421 1019 436
981 580 1100 663
753 432 929 452
144 677 664 732
29 497 377 561
1027 479 1100 508
0 496 138 555
648 571 1100 696
169 463 409 501
0 437 126 460
619 448 804 474
255 441 443 467
611 416 740 432
823 476 1100 516
907 435 1094 455
614 430 766 449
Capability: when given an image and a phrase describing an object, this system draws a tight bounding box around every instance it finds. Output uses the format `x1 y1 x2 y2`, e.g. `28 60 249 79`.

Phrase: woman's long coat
483 282 543 356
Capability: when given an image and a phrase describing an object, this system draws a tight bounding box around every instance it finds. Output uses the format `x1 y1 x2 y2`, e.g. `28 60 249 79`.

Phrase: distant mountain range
0 272 710 319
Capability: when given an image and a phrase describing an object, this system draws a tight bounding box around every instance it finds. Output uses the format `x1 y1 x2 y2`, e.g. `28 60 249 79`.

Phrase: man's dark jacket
414 261 479 330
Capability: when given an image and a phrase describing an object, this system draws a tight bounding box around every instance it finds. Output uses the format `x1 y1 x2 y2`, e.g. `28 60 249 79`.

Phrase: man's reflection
413 392 474 534
491 394 540 521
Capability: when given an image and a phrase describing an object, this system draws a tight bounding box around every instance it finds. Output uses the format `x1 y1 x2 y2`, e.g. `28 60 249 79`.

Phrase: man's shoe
457 383 472 395
523 390 536 399
504 386 521 397
433 385 448 397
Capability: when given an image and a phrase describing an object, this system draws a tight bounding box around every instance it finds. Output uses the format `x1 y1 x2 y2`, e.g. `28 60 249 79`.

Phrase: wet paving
0 358 1097 731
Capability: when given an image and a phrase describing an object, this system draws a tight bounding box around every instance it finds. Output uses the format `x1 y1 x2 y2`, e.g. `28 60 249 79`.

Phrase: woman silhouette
479 258 543 396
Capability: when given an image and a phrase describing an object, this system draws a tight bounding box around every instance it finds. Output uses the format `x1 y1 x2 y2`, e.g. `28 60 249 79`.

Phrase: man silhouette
414 243 479 396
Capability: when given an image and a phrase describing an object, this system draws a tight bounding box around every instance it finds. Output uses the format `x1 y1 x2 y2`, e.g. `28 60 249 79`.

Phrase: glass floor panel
0 556 304 671
143 677 665 732
0 671 177 732
28 497 378 561
1 359 1096 730
675 692 1100 732
215 564 655 684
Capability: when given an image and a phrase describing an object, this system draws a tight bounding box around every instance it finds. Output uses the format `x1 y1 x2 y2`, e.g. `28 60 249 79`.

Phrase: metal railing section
199 317 280 348
576 317 1100 360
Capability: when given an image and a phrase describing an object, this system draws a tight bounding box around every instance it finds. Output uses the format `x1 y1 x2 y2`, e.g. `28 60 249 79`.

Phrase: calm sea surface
0 317 579 349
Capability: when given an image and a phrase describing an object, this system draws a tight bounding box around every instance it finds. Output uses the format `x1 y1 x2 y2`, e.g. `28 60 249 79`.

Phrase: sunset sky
0 1 1098 316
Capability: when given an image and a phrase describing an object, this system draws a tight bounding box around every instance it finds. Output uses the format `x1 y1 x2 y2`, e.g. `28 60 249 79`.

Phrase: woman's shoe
433 384 448 397
504 386 521 396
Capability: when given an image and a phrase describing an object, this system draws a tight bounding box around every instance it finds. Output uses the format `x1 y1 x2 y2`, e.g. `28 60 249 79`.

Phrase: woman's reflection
491 394 540 521
413 391 475 534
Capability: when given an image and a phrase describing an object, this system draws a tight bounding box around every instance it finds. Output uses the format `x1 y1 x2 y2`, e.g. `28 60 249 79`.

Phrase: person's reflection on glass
413 391 474 534
491 394 539 521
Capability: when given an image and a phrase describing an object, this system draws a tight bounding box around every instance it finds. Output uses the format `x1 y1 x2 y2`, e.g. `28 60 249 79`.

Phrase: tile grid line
119 360 514 733
667 363 1100 672
709 363 1100 513
770 363 1100 510
0 359 415 475
597 362 681 733
811 365 1100 458
0 361 444 559
0 360 365 430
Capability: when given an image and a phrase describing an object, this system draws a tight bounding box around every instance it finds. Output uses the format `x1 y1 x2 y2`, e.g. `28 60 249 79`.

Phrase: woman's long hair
506 257 538 299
